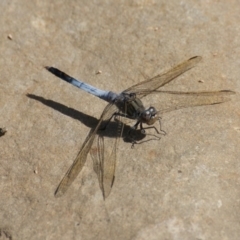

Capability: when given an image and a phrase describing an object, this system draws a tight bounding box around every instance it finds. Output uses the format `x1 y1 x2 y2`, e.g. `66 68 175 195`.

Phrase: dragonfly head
140 107 159 125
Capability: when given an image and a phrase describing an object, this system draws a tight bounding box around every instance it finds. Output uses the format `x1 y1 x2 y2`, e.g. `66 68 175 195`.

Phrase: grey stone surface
0 0 239 239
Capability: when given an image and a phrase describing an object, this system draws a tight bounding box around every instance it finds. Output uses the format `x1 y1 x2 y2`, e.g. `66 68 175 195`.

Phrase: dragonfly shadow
27 93 98 128
26 94 147 141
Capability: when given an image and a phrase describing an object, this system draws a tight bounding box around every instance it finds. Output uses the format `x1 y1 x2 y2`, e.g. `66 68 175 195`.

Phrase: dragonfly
46 56 234 199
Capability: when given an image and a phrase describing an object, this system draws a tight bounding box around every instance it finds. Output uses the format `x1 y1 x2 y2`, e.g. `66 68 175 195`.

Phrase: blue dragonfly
46 56 234 199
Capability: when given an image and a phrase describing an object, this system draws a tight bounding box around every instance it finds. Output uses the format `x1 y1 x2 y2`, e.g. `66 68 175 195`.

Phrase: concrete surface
0 0 240 239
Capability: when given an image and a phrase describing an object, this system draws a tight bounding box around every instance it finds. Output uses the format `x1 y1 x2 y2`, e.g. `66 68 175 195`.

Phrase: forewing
55 103 118 197
123 56 202 98
150 90 235 114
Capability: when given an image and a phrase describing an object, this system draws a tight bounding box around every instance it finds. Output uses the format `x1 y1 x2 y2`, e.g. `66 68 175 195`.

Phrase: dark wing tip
219 90 236 94
189 56 201 59
188 55 202 63
54 188 64 198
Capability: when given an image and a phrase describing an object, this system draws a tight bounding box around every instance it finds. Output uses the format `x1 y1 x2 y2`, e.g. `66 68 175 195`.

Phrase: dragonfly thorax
114 93 143 118
139 107 159 125
115 93 159 125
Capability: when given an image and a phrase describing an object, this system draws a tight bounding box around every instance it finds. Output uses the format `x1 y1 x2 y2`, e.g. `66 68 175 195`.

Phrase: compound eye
142 110 151 120
149 107 157 115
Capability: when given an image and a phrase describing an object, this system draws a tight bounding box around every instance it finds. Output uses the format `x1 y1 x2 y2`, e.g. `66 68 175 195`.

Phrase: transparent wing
123 56 202 98
55 103 118 197
148 90 235 114
91 114 123 199
91 136 104 196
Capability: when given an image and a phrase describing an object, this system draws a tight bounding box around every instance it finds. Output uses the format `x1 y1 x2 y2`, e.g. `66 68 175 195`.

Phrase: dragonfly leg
131 134 161 148
158 117 167 135
127 121 160 148
139 120 166 136
126 119 166 148
130 120 166 148
125 121 140 147
129 121 140 132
